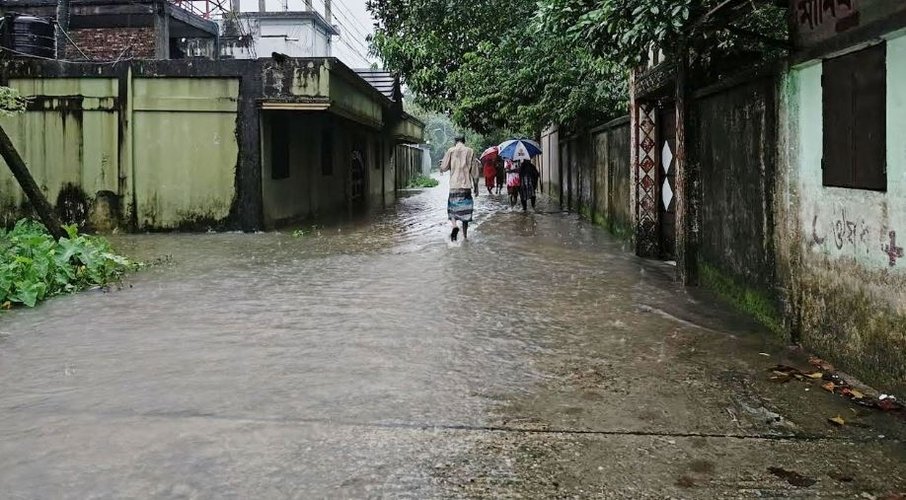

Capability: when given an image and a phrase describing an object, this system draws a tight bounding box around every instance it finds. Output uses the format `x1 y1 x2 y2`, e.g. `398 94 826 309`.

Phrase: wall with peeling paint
0 74 240 231
132 77 240 229
779 32 906 391
0 57 423 232
0 78 121 228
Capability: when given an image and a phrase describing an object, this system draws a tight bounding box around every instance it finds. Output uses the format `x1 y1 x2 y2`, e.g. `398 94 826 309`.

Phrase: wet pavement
1 177 905 499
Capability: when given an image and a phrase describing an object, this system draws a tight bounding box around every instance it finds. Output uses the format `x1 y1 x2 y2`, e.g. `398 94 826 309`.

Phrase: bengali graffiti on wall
810 208 903 267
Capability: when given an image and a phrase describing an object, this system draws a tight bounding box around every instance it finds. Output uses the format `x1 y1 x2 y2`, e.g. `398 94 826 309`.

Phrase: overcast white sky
232 0 380 68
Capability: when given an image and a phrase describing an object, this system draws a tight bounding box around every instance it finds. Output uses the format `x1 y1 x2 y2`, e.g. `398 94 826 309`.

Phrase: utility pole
55 0 70 59
0 126 65 240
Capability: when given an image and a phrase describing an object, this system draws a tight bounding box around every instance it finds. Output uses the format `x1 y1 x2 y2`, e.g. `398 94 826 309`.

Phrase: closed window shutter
852 45 886 191
822 43 886 191
822 52 855 188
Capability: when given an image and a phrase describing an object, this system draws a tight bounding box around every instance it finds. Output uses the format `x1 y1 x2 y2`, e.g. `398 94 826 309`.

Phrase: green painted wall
131 77 240 228
780 32 906 391
0 78 120 227
393 116 424 144
1 59 424 231
329 73 384 129
0 75 240 230
261 112 386 227
261 111 321 225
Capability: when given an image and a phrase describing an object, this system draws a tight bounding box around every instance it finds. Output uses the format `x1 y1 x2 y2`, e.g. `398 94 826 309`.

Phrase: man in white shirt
439 135 480 241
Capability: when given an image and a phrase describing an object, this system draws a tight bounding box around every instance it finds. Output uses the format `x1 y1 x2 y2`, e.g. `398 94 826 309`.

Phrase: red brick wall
68 28 157 61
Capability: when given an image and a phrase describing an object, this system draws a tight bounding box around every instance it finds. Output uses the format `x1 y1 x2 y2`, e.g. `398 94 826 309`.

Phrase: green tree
540 0 787 68
368 0 627 135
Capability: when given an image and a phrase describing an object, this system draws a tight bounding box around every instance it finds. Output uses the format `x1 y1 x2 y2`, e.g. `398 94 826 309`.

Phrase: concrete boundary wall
0 57 423 231
543 55 906 390
540 117 632 238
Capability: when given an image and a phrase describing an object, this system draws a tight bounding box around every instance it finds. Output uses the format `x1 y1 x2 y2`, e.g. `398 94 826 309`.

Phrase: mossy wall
776 32 906 392
539 119 632 241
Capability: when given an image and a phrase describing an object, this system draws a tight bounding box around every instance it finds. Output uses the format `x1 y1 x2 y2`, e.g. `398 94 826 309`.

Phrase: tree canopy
368 0 627 136
369 0 786 137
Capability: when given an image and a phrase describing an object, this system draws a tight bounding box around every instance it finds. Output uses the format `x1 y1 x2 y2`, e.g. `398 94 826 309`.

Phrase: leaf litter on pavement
766 355 905 424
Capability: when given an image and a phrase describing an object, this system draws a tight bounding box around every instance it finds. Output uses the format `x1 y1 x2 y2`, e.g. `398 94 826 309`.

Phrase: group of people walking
439 134 540 242
481 156 539 211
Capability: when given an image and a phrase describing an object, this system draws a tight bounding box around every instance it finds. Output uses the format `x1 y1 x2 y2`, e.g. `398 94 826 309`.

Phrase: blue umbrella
498 139 542 161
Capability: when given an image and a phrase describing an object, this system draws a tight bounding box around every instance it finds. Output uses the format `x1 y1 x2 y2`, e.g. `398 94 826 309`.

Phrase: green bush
406 175 440 188
0 220 138 308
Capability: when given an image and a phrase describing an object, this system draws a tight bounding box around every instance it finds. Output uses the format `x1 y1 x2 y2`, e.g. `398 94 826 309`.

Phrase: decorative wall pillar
635 102 659 258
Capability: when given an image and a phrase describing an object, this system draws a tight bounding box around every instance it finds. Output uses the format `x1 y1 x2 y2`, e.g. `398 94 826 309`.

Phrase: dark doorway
350 134 367 206
657 106 677 260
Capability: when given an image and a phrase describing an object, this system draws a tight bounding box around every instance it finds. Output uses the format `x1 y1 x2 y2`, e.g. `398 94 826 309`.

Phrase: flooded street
1 179 905 499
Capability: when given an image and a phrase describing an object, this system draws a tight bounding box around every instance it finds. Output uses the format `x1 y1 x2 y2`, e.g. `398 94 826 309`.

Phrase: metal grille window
822 43 887 191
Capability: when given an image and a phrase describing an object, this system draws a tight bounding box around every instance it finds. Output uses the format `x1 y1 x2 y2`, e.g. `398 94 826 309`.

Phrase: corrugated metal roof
353 69 397 101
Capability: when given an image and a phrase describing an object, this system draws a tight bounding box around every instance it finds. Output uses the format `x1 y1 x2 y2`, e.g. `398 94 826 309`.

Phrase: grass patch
406 175 439 188
699 262 783 335
1 219 138 308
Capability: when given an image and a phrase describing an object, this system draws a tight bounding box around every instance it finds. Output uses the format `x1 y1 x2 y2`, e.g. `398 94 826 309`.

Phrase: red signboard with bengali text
791 0 906 49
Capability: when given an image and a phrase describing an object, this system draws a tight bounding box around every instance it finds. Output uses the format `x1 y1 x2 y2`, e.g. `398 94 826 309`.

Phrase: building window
822 43 886 191
271 124 290 180
321 129 333 176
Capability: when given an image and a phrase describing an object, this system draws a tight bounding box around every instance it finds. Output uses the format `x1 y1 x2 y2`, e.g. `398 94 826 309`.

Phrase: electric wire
325 10 373 63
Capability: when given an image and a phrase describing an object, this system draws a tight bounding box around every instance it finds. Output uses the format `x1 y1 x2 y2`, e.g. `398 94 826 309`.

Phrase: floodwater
1 177 905 498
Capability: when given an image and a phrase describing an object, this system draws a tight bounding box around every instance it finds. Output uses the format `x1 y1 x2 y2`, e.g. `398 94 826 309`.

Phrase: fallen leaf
0 301 10 310
841 387 866 399
823 382 837 392
809 355 836 372
828 415 846 426
806 372 824 379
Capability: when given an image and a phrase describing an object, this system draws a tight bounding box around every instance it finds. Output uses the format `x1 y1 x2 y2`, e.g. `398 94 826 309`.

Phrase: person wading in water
440 135 480 241
519 158 540 211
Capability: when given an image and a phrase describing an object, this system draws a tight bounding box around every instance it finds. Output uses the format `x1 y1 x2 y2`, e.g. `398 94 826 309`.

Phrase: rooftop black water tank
2 15 55 59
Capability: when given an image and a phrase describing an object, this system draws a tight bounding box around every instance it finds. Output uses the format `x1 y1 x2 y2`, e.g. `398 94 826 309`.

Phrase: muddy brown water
1 177 904 498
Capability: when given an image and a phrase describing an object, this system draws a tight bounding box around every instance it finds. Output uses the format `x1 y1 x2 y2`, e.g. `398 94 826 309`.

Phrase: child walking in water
505 159 521 207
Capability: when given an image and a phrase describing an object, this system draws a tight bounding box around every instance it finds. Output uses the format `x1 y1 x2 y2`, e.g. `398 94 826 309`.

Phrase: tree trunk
0 125 65 240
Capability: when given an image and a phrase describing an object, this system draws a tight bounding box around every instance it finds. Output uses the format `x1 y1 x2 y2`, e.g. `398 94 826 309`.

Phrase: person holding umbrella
480 146 499 196
498 139 543 209
440 134 480 241
519 158 540 211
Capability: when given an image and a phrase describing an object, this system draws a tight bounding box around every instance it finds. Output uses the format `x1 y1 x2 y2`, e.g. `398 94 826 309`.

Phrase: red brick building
0 0 218 60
